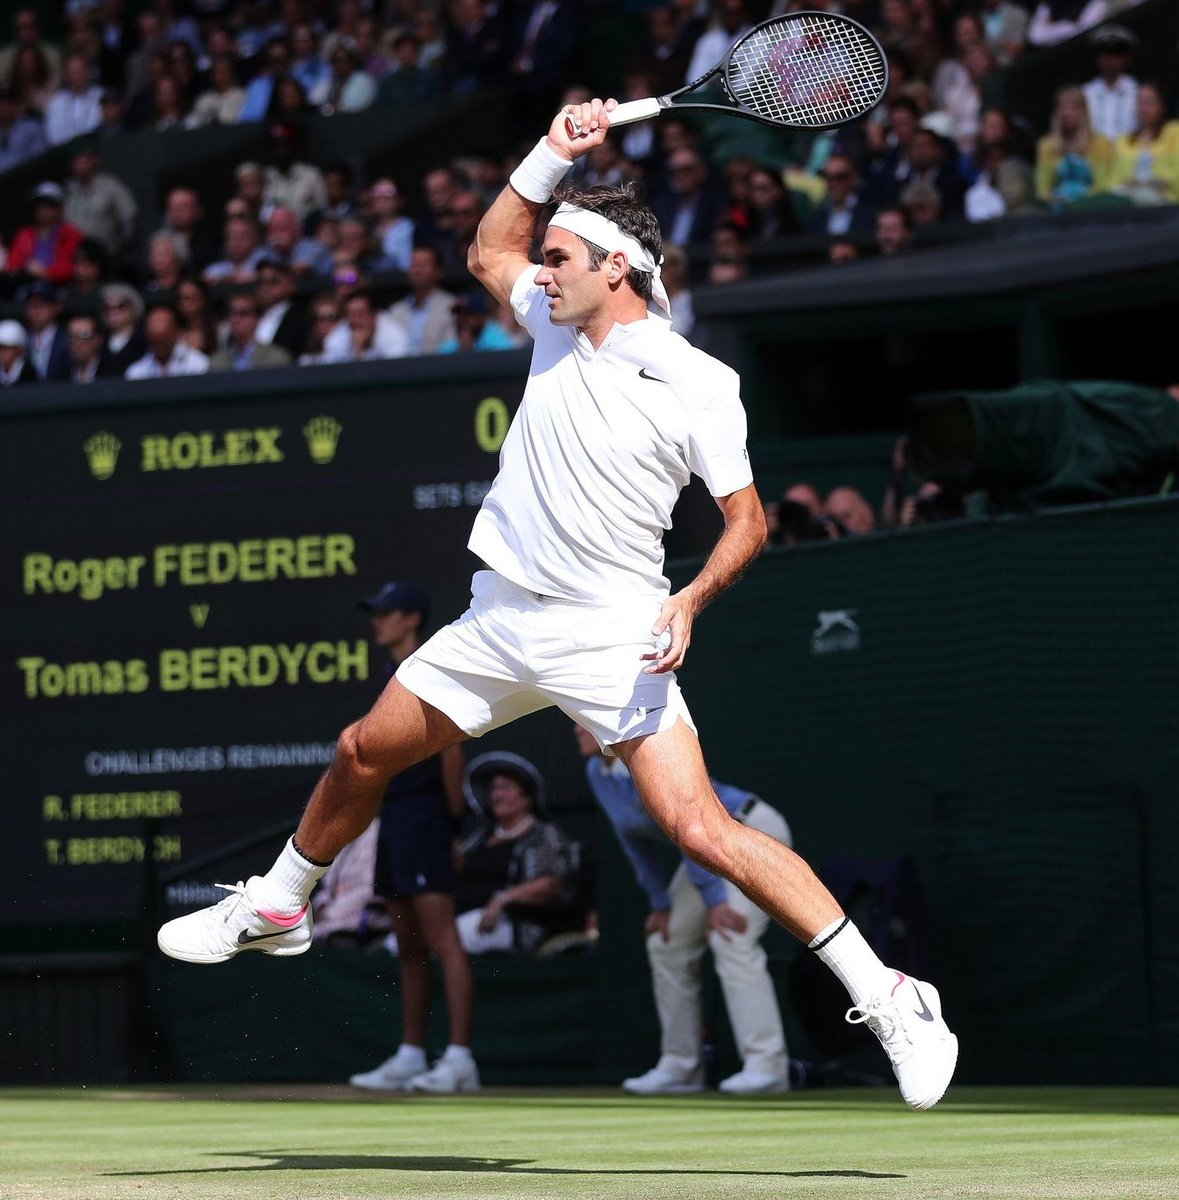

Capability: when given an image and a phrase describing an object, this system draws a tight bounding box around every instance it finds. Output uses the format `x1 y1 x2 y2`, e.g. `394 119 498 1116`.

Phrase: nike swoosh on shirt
638 368 669 383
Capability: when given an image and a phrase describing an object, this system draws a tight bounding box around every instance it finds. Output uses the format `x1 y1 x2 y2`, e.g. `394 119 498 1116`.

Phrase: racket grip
565 97 663 137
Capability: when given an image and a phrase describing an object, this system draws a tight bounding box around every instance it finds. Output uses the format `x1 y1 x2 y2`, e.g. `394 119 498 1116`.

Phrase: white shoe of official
847 970 958 1110
622 1065 705 1095
718 1068 790 1095
157 878 311 964
408 1052 481 1094
349 1049 429 1092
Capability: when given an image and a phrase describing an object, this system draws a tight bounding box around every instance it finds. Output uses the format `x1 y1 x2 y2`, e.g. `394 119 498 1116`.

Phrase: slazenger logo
810 609 860 656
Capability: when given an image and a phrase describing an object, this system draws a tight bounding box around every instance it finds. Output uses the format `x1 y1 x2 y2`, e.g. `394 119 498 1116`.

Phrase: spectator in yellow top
1107 82 1179 206
1035 85 1114 208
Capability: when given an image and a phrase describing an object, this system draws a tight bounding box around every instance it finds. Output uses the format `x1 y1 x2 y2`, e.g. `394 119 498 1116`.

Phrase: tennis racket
566 12 888 137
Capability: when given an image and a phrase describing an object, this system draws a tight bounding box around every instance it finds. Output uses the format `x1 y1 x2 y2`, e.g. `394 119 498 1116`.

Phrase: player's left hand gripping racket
567 11 888 136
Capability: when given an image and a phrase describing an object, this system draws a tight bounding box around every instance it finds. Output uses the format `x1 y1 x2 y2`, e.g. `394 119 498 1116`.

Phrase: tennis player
159 97 958 1110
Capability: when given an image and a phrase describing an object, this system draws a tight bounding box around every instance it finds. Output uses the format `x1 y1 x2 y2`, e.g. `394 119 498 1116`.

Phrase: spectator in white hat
0 321 38 387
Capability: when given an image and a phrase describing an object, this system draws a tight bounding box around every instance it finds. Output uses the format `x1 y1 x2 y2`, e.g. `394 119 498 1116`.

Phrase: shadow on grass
106 1152 905 1180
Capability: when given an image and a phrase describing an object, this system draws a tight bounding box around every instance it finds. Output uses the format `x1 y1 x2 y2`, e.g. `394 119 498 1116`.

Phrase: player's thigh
616 720 733 861
349 677 469 776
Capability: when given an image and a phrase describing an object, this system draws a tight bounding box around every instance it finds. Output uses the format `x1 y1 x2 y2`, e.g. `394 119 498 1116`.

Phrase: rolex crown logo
83 431 121 480
303 415 342 465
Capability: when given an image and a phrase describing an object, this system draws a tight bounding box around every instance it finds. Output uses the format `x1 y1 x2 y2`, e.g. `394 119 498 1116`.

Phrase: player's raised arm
468 98 617 307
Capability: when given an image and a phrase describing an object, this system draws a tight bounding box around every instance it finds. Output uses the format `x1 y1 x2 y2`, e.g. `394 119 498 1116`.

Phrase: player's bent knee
675 818 730 875
332 721 386 786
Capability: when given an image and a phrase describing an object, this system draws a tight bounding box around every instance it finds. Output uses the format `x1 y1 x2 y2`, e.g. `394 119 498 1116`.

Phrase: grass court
2 1085 1176 1200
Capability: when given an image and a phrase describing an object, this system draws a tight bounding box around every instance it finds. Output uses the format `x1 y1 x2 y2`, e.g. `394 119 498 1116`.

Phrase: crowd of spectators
0 0 1169 387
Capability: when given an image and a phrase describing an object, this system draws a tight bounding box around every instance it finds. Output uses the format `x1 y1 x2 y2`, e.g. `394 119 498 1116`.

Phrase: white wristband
509 137 573 204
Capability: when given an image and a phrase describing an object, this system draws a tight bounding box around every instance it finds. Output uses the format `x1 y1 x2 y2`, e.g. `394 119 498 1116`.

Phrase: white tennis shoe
408 1051 481 1094
157 878 311 964
349 1048 429 1091
622 1064 705 1095
718 1068 790 1095
847 970 958 1110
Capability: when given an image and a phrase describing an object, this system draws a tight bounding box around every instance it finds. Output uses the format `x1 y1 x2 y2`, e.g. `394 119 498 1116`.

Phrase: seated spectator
374 31 444 108
437 291 522 354
824 486 877 536
0 82 45 171
7 43 54 119
650 147 726 247
188 54 245 127
298 293 341 365
745 165 802 241
807 155 876 237
63 141 138 262
979 0 1029 67
932 14 989 153
661 243 694 340
388 245 457 356
0 320 38 387
307 162 359 233
319 41 377 115
290 23 331 106
686 0 754 86
332 216 383 277
264 123 327 224
20 282 71 382
905 127 966 220
145 72 190 133
369 178 414 273
1029 0 1111 49
238 36 292 123
175 276 219 356
0 10 62 96
862 95 922 209
61 238 109 308
166 38 201 110
255 260 309 359
444 0 511 96
65 311 104 384
144 231 187 294
1107 81 1179 205
231 162 267 224
159 187 218 274
96 88 128 136
1035 85 1115 208
827 239 860 266
1082 23 1139 142
323 288 409 362
125 303 210 379
264 206 332 277
628 4 702 99
203 215 267 285
708 222 751 286
97 283 147 376
6 183 85 286
354 15 392 80
995 159 1040 217
269 76 312 125
209 291 292 372
450 752 581 955
899 178 943 229
875 206 914 255
44 51 102 146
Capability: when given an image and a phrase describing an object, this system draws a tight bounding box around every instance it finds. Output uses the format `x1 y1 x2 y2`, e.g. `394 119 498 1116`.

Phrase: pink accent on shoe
890 971 907 996
255 905 307 928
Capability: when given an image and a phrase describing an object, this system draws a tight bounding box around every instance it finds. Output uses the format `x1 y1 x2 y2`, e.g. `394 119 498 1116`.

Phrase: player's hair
552 181 661 303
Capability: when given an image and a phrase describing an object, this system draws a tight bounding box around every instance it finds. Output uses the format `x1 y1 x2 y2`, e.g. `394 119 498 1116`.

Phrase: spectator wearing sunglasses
209 292 292 372
806 155 877 237
96 282 146 377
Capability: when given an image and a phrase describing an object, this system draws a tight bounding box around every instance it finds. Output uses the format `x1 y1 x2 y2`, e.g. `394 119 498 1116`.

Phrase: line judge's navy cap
358 581 431 621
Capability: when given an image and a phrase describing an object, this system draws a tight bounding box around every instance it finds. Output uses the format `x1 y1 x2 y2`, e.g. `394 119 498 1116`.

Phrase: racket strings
725 14 885 128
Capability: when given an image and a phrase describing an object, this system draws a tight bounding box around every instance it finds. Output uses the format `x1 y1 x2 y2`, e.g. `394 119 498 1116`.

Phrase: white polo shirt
467 267 753 604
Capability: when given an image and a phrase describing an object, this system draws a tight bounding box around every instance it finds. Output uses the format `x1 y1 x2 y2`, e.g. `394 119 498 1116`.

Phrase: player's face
535 227 604 328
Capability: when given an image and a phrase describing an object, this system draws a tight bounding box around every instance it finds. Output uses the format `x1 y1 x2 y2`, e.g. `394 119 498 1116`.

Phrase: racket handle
565 97 663 137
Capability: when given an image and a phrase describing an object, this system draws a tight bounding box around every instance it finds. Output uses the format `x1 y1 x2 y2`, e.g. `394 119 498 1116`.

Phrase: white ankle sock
443 1043 473 1063
252 836 329 915
809 917 896 1006
397 1044 427 1066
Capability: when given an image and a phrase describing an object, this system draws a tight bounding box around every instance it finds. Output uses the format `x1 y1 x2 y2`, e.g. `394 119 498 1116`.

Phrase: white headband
547 203 672 325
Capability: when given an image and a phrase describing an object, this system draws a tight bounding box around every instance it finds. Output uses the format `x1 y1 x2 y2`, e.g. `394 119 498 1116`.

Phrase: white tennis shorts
397 570 697 752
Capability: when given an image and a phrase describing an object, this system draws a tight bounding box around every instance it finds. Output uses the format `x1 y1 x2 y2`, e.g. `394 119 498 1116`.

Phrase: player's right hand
547 97 617 161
